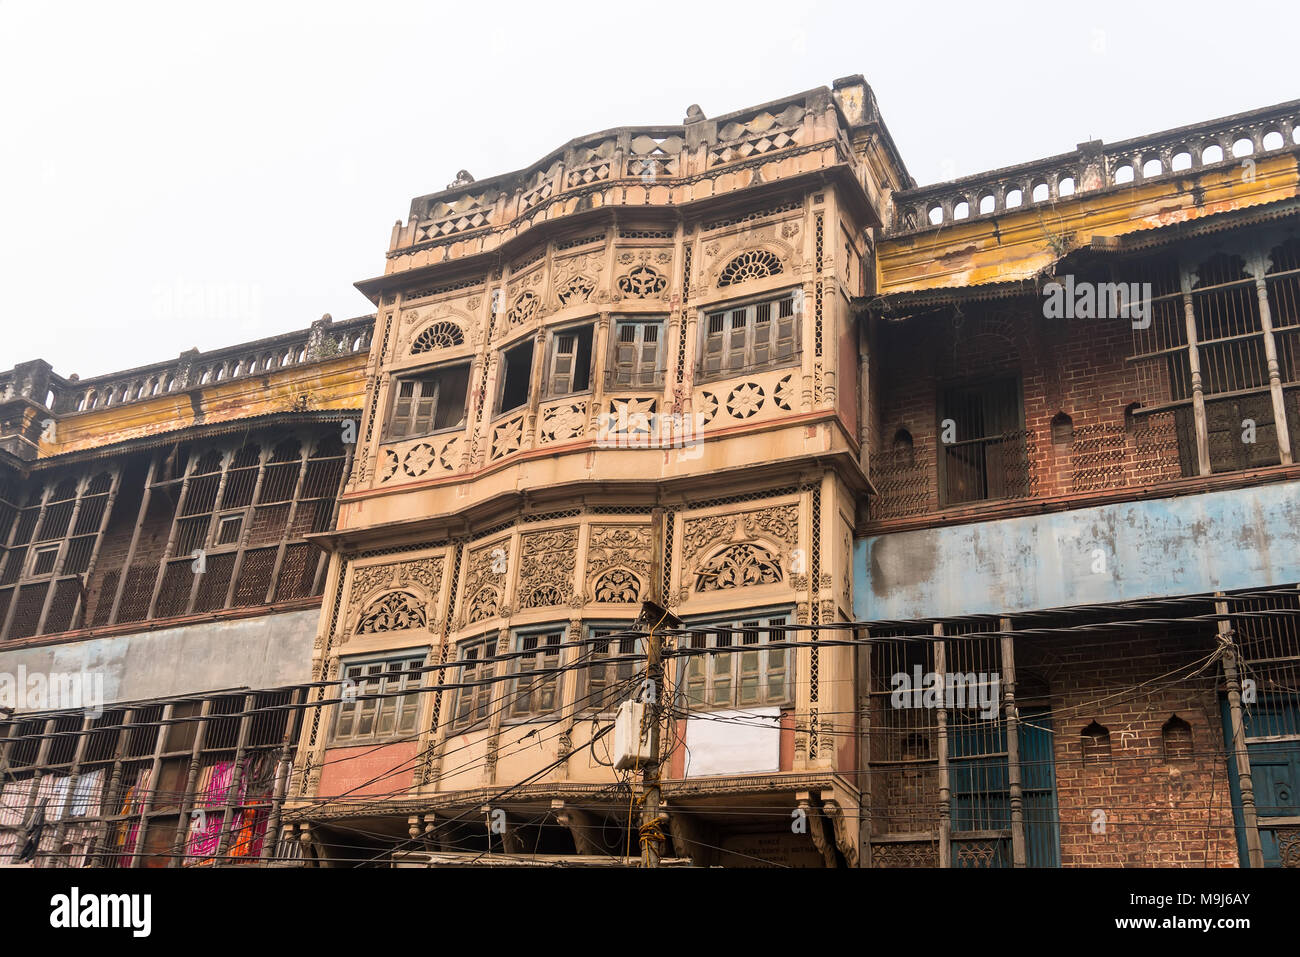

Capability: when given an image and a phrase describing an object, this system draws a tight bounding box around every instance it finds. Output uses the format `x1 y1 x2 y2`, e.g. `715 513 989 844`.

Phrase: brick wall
1018 628 1239 867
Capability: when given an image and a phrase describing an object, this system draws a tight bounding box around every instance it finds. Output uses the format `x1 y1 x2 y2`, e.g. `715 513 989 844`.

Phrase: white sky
1 0 1296 379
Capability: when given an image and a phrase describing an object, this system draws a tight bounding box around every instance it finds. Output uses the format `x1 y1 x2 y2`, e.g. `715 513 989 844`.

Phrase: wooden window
546 325 593 397
0 469 118 641
700 292 798 381
682 612 790 711
387 362 470 439
610 319 664 389
29 544 60 577
584 625 642 711
332 654 425 744
452 636 496 730
938 376 1028 506
509 628 563 718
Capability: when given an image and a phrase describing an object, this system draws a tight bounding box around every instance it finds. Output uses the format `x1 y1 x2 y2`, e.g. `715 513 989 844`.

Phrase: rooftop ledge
369 78 910 282
886 98 1300 237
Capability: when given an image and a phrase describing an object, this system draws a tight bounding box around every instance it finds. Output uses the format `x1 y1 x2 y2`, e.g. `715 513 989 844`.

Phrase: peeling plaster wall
0 608 319 710
855 480 1300 620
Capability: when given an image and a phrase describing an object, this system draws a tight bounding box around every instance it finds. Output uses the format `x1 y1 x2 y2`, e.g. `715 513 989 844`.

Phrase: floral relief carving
517 527 578 609
356 590 427 634
680 515 737 569
616 265 667 298
586 524 651 603
773 374 795 411
462 540 510 625
540 402 588 443
491 415 525 460
743 504 800 550
695 543 783 591
726 382 766 419
507 290 540 327
346 556 445 635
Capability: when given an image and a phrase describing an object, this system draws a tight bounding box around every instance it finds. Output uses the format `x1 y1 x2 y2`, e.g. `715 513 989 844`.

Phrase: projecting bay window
699 291 799 381
451 636 496 731
584 625 642 712
509 628 563 719
386 362 470 440
938 376 1029 506
609 319 664 389
545 325 594 397
332 654 426 745
681 611 791 711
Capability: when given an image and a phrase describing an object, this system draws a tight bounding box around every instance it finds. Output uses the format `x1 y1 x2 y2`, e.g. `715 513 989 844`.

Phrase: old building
2 78 1298 867
0 315 371 865
858 98 1300 868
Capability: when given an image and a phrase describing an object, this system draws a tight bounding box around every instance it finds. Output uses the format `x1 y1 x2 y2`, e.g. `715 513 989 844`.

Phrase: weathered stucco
856 479 1300 620
0 607 320 709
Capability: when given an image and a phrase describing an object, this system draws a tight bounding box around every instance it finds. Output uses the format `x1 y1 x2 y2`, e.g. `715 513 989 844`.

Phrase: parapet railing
887 99 1300 236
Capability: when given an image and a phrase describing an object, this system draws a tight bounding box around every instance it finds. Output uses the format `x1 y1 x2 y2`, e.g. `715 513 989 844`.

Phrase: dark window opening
499 340 535 414
939 377 1028 506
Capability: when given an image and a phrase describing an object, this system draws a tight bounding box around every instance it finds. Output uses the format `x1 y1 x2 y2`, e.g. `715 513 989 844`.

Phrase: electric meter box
613 700 654 770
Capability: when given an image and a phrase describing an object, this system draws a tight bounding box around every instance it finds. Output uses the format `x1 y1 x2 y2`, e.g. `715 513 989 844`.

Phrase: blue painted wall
855 480 1300 621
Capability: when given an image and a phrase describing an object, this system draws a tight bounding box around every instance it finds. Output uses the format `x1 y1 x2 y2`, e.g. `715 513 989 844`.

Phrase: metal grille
939 379 1032 505
1231 590 1300 739
869 631 938 833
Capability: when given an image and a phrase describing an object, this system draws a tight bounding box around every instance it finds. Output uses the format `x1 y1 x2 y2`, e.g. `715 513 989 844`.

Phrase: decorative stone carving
491 415 525 460
696 542 782 591
345 556 445 637
680 515 737 569
507 290 539 327
517 527 578 608
773 374 795 411
540 402 588 443
411 321 465 354
616 265 667 298
725 382 766 419
718 249 783 286
461 540 509 626
355 590 427 635
743 504 800 550
586 524 652 603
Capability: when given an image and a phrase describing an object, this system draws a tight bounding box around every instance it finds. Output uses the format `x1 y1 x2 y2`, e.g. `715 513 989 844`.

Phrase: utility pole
637 507 679 867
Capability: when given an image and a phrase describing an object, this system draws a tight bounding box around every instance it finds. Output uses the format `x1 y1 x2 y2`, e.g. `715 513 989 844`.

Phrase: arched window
1051 411 1074 446
892 428 915 466
1162 715 1193 761
411 321 465 354
1081 721 1112 765
718 249 783 286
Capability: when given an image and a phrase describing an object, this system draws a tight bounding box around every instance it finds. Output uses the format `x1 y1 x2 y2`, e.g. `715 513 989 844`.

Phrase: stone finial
684 104 705 123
